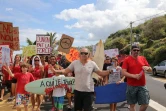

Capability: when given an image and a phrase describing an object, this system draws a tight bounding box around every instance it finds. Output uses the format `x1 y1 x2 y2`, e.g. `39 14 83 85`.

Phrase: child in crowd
5 62 34 111
52 74 66 111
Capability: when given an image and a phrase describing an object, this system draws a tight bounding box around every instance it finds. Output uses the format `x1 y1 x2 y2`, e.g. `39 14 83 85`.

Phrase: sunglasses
133 49 140 52
34 60 39 61
80 52 89 55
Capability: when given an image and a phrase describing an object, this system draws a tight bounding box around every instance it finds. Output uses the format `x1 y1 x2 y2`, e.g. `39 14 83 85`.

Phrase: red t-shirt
14 72 35 94
2 66 11 81
122 56 149 86
32 67 41 80
13 65 21 73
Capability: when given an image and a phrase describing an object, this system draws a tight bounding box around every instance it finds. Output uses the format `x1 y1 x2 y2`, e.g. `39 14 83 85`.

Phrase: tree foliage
104 15 166 65
26 38 36 45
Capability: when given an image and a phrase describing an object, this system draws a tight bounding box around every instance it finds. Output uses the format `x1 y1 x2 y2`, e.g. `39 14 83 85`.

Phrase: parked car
153 60 166 77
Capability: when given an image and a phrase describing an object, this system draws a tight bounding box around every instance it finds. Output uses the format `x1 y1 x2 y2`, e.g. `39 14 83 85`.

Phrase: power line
133 11 166 23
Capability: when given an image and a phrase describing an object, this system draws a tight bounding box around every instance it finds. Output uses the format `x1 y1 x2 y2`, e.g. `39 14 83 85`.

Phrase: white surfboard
92 40 105 80
25 77 75 95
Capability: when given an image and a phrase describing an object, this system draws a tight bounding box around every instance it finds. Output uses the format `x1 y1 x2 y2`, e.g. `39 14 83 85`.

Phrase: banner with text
0 46 10 69
13 27 20 51
36 35 50 54
0 21 14 49
104 48 119 58
58 34 74 54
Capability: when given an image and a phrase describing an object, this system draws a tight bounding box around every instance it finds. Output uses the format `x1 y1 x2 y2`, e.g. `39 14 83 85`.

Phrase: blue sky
0 0 166 54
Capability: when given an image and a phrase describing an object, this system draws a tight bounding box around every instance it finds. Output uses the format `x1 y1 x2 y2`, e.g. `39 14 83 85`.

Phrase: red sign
0 21 13 49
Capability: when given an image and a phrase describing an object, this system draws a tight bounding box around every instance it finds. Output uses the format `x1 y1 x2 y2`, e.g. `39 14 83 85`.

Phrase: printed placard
36 35 50 54
104 48 119 58
58 34 74 54
13 27 20 50
0 21 14 49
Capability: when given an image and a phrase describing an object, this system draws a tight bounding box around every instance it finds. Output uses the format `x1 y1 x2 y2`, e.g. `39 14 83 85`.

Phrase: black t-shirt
103 63 112 70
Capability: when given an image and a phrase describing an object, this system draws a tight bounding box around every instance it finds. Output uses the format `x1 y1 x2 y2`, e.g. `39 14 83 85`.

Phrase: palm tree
46 32 59 54
26 38 36 45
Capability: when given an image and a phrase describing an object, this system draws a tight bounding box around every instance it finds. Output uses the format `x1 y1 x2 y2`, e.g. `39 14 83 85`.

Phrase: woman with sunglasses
106 57 125 111
29 55 44 111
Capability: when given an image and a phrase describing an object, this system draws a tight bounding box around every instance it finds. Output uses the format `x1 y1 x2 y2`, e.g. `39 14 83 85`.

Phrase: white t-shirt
68 60 99 92
107 66 122 84
52 75 66 97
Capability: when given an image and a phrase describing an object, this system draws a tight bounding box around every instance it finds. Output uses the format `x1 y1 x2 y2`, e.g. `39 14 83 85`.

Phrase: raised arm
4 65 14 78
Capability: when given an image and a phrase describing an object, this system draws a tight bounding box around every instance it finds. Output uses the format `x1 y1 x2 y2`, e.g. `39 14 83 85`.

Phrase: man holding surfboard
122 45 152 111
51 48 111 111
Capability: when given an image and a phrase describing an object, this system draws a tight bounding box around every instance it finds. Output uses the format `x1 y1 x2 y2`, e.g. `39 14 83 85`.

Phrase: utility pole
130 21 133 55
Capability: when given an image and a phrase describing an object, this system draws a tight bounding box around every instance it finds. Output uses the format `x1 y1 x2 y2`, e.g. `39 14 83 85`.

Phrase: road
40 73 166 111
0 73 166 111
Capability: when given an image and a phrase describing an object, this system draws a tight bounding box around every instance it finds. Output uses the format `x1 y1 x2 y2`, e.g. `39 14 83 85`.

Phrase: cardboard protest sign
13 27 20 50
23 45 36 57
65 47 79 62
0 46 10 69
36 35 50 54
0 21 13 49
58 34 74 54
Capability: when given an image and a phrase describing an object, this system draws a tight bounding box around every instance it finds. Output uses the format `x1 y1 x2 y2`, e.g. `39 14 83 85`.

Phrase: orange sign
66 47 79 62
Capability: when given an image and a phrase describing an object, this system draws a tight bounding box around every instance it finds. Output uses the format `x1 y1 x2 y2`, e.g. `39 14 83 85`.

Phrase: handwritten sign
36 35 50 54
13 27 20 51
0 46 10 69
23 45 36 57
66 47 79 62
0 21 13 49
58 34 74 54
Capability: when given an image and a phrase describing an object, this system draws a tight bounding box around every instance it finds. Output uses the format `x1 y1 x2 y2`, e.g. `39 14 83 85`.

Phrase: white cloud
55 0 166 41
19 28 61 45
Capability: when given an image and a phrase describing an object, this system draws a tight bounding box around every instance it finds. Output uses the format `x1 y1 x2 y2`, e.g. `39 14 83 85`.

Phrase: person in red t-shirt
0 65 12 101
29 55 44 111
5 62 35 111
122 45 152 111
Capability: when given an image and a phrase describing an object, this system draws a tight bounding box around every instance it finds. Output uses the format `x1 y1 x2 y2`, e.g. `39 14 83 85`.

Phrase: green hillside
104 15 166 66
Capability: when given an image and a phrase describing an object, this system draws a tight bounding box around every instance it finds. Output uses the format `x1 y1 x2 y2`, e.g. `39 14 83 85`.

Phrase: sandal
12 105 16 109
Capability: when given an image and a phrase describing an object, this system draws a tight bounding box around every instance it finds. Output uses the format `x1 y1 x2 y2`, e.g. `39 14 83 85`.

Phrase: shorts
16 94 30 106
11 78 17 83
66 92 74 98
53 96 64 110
74 90 93 111
1 80 11 89
126 85 150 105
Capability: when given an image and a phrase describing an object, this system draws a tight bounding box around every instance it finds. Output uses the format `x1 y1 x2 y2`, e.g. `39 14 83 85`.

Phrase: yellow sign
23 45 36 57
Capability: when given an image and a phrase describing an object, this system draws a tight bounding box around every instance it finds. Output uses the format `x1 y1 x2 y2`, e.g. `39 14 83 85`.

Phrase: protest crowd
0 21 152 111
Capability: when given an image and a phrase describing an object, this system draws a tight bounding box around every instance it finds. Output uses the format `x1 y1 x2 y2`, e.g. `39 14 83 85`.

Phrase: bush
153 45 166 65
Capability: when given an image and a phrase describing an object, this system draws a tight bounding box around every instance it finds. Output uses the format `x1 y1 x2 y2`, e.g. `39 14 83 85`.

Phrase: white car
153 60 166 77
